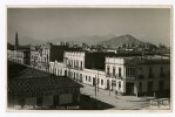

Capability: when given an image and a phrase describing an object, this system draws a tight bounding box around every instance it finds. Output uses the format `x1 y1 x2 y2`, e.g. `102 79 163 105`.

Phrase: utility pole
109 80 111 96
95 77 97 96
97 71 99 92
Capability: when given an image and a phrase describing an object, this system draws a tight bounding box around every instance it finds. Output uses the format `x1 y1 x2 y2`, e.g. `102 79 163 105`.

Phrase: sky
7 8 171 46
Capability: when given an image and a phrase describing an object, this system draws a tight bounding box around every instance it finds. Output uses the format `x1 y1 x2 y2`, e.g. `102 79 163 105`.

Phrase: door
138 82 142 96
93 78 95 86
159 80 164 91
53 95 59 106
147 81 153 96
107 80 110 90
126 83 134 95
64 70 67 77
159 80 164 97
80 74 82 82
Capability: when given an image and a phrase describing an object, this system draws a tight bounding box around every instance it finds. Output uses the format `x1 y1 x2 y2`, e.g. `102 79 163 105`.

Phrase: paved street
80 83 170 110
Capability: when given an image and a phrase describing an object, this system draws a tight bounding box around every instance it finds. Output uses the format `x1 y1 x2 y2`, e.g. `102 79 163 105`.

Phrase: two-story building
105 55 170 97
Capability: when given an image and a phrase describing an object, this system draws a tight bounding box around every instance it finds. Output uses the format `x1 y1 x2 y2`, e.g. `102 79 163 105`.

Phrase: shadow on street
79 94 114 110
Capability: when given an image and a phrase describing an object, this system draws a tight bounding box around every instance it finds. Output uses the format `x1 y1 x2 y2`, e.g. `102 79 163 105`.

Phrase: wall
64 51 85 70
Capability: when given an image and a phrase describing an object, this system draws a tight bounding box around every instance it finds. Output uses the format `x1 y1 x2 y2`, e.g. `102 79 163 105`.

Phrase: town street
80 83 170 110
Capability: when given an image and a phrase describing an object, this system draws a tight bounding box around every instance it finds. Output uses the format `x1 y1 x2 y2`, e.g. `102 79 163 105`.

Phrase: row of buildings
8 33 170 98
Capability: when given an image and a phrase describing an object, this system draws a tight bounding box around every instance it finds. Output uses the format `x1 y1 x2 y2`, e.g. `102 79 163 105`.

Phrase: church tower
15 32 19 49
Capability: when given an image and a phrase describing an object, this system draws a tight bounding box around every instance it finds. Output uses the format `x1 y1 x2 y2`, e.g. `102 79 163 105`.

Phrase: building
7 34 170 98
8 62 82 110
30 46 41 69
54 51 170 97
61 51 109 89
105 55 170 97
63 51 85 82
38 43 81 72
49 60 67 76
7 32 31 65
13 47 31 65
64 51 85 71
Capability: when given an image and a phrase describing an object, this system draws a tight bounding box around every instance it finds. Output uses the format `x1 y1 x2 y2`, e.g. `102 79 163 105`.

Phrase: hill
98 34 148 49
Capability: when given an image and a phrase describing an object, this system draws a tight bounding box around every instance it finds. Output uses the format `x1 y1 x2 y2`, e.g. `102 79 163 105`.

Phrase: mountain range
8 34 157 48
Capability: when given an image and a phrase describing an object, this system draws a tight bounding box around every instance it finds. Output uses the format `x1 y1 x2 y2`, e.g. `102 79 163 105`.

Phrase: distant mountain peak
98 34 153 49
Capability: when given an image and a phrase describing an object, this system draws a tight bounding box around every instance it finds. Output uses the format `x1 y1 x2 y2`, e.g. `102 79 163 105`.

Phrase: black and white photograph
7 7 171 111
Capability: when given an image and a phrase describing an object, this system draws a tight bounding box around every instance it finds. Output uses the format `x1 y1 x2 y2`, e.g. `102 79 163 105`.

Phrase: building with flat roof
105 55 170 97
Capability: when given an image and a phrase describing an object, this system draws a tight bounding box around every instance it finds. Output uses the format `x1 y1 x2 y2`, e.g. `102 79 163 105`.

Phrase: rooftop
8 61 83 97
8 77 83 97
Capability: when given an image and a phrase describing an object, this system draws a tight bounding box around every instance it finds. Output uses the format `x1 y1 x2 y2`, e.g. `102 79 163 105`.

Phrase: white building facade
105 56 170 97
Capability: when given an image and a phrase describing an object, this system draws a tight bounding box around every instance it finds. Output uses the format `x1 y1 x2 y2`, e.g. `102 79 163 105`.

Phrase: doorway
93 77 95 86
147 81 153 96
107 80 110 90
64 70 67 77
126 83 134 95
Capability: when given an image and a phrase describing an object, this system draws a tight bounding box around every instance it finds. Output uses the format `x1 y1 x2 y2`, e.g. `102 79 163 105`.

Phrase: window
80 61 83 70
60 70 62 75
89 76 91 82
74 60 75 68
86 76 87 81
113 67 116 77
101 80 103 85
79 74 82 82
139 67 143 71
112 80 116 87
149 67 154 78
119 67 122 77
107 66 110 75
76 73 79 79
160 66 165 77
126 67 136 77
138 74 144 79
139 82 142 90
118 82 121 89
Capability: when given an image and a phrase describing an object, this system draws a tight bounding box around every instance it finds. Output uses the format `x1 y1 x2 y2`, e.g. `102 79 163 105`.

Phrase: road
80 83 170 110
